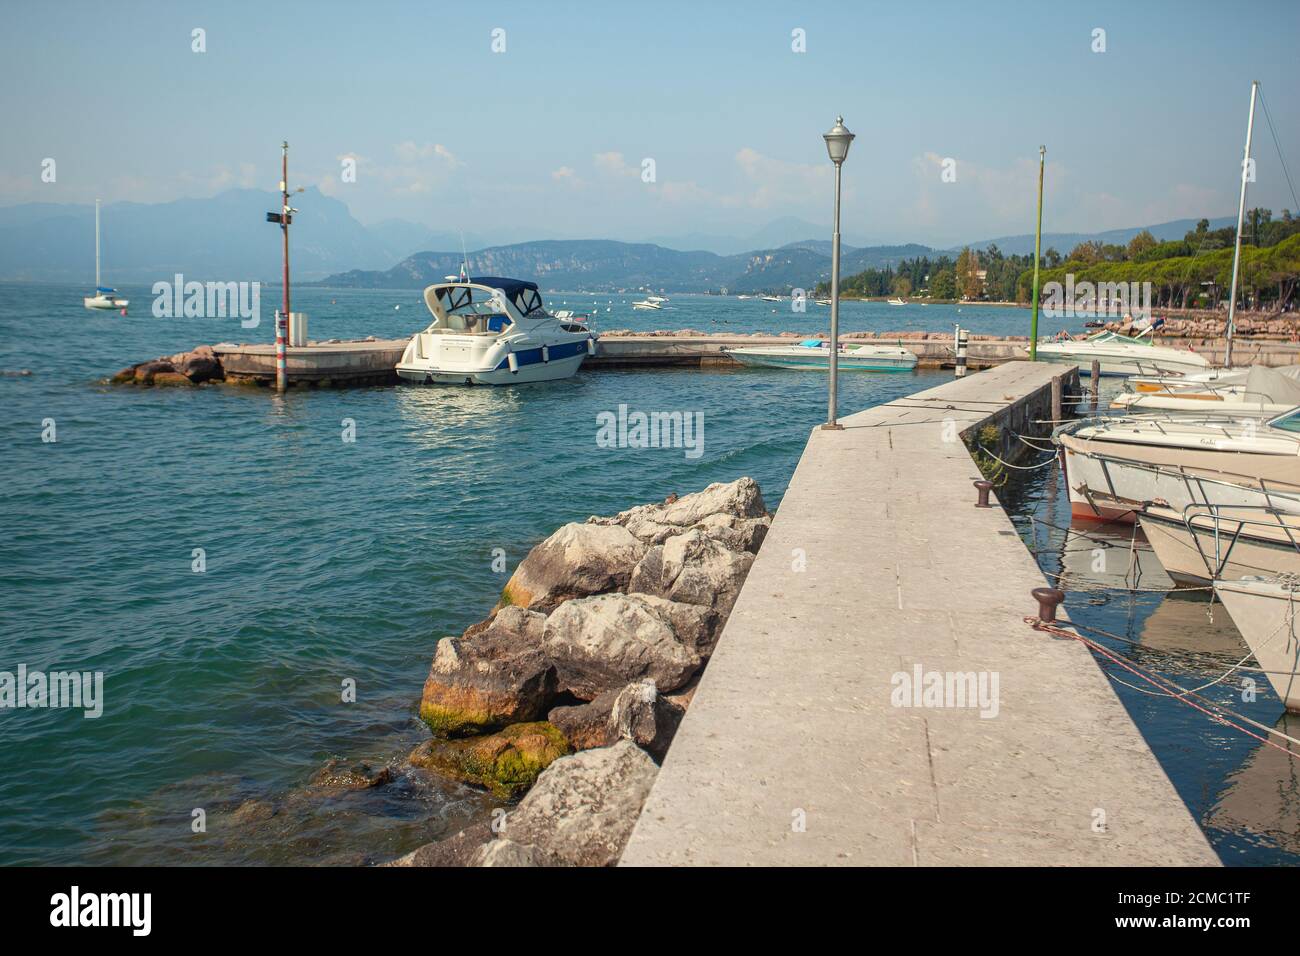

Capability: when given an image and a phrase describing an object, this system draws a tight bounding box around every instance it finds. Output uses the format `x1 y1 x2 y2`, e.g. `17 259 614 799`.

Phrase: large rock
499 523 646 614
489 740 658 866
419 606 555 737
548 679 684 760
542 593 713 698
589 478 768 545
470 838 549 867
629 528 754 623
409 721 568 798
382 822 494 867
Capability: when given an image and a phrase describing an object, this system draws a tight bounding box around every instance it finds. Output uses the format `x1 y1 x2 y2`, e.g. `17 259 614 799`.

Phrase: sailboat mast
94 198 101 289
1225 80 1259 369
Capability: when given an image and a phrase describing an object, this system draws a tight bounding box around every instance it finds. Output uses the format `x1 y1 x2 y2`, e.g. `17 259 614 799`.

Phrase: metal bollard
1032 587 1065 623
954 325 968 378
973 479 993 508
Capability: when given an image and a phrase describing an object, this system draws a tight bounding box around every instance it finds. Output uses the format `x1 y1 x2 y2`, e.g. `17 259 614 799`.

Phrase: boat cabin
421 277 547 336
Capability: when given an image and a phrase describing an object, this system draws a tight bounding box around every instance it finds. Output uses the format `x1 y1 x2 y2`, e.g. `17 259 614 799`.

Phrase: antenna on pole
265 141 298 393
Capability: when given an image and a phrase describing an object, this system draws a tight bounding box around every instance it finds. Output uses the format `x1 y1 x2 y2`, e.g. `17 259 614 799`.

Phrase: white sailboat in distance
83 199 128 311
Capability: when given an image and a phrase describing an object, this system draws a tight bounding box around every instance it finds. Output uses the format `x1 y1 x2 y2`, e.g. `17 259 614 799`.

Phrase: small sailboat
83 199 128 311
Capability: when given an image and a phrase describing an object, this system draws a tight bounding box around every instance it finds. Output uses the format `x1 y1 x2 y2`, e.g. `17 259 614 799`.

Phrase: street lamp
822 116 854 430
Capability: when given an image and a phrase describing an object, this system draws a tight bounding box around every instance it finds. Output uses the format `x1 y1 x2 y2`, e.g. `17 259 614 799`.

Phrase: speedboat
725 339 917 372
887 297 906 306
1035 329 1211 377
1138 503 1300 585
760 295 782 302
632 295 667 311
1214 576 1300 712
1111 365 1300 417
84 199 128 311
1054 406 1300 522
396 277 595 385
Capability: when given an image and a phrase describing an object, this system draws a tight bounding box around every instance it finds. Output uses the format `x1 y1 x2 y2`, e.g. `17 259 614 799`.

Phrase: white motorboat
83 199 128 311
1138 503 1300 585
1112 365 1300 417
887 297 906 306
1035 328 1211 377
396 277 595 386
760 295 782 302
725 339 917 372
1214 575 1300 712
1054 406 1300 522
632 295 667 311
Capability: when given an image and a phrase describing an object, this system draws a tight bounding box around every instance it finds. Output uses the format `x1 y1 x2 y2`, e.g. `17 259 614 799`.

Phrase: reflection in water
1208 714 1300 857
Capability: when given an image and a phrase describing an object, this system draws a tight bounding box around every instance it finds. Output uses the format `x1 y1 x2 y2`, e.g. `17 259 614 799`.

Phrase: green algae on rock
409 721 569 798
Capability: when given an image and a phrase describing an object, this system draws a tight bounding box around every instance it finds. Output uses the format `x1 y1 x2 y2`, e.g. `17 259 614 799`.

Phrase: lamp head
823 115 854 165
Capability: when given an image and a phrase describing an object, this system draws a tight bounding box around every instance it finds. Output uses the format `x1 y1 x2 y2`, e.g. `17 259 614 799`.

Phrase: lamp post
822 116 854 430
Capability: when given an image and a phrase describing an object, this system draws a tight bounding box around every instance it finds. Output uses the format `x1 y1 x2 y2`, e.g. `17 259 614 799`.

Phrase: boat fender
507 351 519 374
542 345 550 363
586 337 596 355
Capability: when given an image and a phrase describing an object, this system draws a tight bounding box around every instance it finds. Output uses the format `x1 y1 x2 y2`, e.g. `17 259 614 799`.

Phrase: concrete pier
204 334 1300 387
619 362 1219 866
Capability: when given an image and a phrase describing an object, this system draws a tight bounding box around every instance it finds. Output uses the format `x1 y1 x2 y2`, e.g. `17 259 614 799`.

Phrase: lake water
1 282 1295 865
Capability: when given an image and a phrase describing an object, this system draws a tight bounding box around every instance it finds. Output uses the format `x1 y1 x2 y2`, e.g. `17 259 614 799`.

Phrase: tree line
817 209 1300 312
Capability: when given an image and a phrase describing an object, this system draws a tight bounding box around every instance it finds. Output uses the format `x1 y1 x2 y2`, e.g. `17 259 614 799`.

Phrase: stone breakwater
390 476 771 867
1103 312 1299 339
107 345 225 386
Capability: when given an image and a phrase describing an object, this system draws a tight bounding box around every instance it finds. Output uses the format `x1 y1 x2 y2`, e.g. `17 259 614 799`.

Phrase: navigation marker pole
266 141 300 393
1029 145 1045 361
1225 81 1259 371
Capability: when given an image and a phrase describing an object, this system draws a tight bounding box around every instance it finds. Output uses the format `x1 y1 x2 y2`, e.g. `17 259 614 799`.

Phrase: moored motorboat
1214 575 1300 711
1054 406 1300 521
1111 365 1300 417
1138 503 1300 585
1035 329 1211 377
396 277 595 385
724 338 917 371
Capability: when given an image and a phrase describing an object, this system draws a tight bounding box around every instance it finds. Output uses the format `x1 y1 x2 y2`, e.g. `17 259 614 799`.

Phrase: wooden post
1051 375 1063 423
1090 359 1100 411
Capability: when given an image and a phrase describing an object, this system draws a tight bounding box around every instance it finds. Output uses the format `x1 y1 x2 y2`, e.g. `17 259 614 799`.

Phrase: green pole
1029 145 1045 361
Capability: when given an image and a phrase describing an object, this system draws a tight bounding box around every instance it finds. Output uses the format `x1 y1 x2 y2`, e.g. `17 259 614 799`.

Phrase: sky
1 0 1298 248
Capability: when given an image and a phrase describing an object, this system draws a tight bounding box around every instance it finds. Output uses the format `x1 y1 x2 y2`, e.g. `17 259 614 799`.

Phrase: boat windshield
1267 407 1300 434
434 286 514 334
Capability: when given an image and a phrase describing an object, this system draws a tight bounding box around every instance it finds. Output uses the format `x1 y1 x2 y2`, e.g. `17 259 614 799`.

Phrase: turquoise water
3 283 1295 866
0 282 961 865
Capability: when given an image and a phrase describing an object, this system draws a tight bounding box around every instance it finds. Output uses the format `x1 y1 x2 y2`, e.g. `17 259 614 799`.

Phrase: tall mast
94 198 101 288
1225 80 1258 369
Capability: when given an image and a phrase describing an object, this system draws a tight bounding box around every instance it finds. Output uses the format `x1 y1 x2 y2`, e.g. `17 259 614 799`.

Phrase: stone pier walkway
620 362 1219 866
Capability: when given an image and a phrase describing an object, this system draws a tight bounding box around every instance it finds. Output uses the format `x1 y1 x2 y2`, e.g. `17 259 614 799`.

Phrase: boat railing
1175 502 1300 580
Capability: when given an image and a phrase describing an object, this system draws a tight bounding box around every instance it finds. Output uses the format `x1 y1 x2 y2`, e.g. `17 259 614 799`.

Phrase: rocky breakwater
107 345 224 386
395 476 771 866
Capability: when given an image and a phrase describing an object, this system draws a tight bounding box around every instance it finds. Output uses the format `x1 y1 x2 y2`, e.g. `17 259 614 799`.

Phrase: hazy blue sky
2 0 1297 246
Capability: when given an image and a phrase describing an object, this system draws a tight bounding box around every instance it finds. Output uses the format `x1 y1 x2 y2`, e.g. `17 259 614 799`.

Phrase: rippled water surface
2 283 1295 865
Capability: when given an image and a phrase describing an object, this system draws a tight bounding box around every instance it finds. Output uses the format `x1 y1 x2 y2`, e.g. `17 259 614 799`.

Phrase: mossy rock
109 367 137 385
151 371 196 387
409 721 568 798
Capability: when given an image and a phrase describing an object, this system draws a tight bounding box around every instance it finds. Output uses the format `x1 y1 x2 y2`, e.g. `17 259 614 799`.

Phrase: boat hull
84 296 127 310
1058 434 1300 523
397 351 586 386
1138 508 1300 585
1035 347 1210 377
1214 579 1300 712
727 347 917 372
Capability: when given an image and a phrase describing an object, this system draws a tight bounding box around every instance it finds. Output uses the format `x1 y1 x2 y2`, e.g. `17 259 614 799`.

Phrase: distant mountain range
953 217 1237 257
0 189 1238 291
319 240 935 293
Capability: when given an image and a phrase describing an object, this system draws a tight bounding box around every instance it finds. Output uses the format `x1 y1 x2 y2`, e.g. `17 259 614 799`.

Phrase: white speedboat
887 297 906 306
760 295 782 302
396 277 595 386
725 339 917 372
1111 365 1300 417
1214 576 1300 712
83 199 128 311
1139 503 1300 585
1054 406 1300 522
631 295 667 311
1035 329 1211 377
